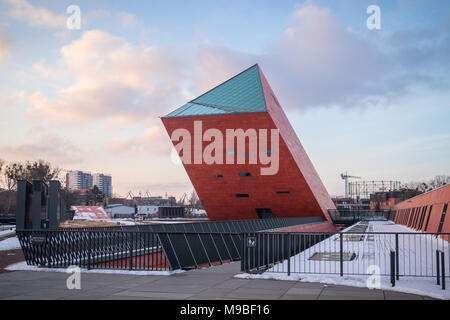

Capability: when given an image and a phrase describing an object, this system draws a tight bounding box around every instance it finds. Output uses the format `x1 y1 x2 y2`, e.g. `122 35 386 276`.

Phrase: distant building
370 189 421 210
66 170 93 191
332 197 370 211
93 173 112 198
71 206 111 220
106 204 135 219
137 205 159 216
71 189 98 206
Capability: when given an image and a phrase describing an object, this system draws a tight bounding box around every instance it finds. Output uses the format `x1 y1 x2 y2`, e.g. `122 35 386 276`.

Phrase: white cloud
191 4 450 111
27 30 184 123
5 0 66 29
0 34 10 63
0 131 83 164
117 12 139 28
107 125 171 156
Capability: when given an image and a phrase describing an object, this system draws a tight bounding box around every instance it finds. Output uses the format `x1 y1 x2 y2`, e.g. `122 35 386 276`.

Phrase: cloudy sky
0 0 449 198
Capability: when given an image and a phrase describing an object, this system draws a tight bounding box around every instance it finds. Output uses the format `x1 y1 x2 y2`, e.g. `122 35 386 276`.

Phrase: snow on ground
236 221 450 300
0 236 21 251
6 261 185 276
0 227 15 238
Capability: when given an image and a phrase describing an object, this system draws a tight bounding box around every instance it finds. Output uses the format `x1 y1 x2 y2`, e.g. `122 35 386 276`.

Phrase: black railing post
287 234 291 276
395 233 399 280
87 232 91 270
390 250 395 287
340 232 343 277
436 250 440 286
441 251 446 290
129 233 133 271
241 233 246 272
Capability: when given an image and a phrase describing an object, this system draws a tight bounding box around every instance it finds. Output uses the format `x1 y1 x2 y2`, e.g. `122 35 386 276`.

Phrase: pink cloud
5 0 66 29
27 30 184 123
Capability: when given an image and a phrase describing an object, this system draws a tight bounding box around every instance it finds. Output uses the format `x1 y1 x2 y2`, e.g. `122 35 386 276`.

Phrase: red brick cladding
258 68 336 223
162 111 334 227
392 185 450 237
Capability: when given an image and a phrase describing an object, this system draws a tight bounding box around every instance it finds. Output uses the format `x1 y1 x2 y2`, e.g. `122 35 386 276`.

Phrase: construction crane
341 172 361 198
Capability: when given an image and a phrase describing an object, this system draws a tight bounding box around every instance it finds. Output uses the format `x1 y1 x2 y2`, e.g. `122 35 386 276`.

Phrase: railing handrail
17 229 243 235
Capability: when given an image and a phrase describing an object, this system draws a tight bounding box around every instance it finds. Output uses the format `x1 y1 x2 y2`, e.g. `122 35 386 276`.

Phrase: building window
418 206 428 230
238 173 251 177
214 174 223 178
424 205 433 232
256 208 274 219
437 203 448 233
235 194 249 198
276 191 290 194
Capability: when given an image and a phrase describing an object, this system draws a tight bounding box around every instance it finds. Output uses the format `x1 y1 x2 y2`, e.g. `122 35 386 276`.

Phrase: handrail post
129 232 133 271
436 250 440 286
87 232 91 270
441 251 446 290
390 250 395 287
395 233 399 280
287 234 291 276
340 232 343 277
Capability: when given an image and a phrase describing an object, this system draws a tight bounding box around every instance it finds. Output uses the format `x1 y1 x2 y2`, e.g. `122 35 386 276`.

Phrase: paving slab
279 294 319 300
383 291 424 300
0 262 431 300
285 287 323 296
113 290 194 299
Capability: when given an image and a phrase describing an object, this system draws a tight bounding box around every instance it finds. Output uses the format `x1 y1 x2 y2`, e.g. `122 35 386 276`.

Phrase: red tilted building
162 64 336 232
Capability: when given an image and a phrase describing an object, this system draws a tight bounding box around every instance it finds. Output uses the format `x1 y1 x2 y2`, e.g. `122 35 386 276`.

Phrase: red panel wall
391 185 450 237
162 113 334 223
259 68 336 223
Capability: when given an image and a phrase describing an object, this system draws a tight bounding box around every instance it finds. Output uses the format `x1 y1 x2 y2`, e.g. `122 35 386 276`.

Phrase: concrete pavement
0 262 433 300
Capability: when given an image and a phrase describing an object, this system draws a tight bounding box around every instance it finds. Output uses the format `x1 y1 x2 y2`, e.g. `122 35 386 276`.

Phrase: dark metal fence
17 217 323 271
17 229 244 271
242 231 450 287
328 209 392 225
63 216 323 233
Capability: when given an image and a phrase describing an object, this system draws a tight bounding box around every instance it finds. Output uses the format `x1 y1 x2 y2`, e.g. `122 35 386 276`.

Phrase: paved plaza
0 262 433 300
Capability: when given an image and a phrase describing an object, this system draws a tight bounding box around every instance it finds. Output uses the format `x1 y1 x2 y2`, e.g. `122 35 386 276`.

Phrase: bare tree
3 162 25 191
402 174 449 193
429 175 449 190
188 190 199 208
23 160 60 183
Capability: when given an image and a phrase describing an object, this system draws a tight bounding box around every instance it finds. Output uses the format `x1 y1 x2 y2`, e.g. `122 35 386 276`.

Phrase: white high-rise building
93 173 112 198
66 171 93 191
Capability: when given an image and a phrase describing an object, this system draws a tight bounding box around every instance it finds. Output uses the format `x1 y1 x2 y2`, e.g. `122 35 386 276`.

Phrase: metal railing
241 231 450 288
17 229 242 271
16 217 325 271
328 209 392 225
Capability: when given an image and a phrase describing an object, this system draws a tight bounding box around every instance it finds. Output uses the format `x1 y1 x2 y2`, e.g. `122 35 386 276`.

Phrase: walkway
0 262 432 300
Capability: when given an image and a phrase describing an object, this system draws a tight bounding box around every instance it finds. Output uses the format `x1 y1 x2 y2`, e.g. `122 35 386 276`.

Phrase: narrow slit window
424 205 433 232
437 203 448 233
276 191 290 194
238 173 251 177
214 174 223 178
235 194 249 198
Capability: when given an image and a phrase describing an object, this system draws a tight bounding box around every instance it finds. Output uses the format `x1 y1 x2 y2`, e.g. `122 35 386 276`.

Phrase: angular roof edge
162 64 268 118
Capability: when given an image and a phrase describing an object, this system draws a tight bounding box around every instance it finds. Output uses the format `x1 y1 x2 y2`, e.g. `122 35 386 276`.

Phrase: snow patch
236 221 450 300
0 236 21 251
6 261 185 276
